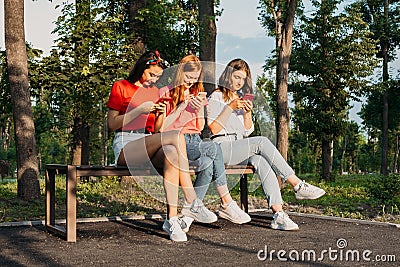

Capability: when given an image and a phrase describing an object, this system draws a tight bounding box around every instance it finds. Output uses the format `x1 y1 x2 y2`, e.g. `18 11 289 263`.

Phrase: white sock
293 180 304 191
221 200 233 209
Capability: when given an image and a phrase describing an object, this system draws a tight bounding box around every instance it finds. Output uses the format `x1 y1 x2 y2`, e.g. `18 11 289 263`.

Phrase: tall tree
259 0 299 161
354 0 400 175
4 0 40 199
290 0 378 180
71 0 91 165
360 82 400 173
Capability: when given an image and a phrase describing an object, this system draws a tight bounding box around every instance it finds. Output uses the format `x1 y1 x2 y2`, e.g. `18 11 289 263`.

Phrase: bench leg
66 165 77 242
240 174 248 213
45 169 56 226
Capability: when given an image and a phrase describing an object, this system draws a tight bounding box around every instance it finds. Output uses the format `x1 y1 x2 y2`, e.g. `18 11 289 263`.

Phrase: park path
0 212 399 266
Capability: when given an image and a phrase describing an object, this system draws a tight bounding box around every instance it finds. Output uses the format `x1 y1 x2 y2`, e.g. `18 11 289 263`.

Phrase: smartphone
243 93 254 101
155 97 173 104
197 92 207 98
196 91 208 106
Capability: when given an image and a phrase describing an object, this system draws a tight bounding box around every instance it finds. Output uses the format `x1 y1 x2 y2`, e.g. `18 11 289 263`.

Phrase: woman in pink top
157 55 250 233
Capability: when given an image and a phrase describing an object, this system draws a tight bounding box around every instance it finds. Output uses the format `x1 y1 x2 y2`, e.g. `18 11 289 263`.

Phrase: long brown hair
170 54 204 109
216 58 252 102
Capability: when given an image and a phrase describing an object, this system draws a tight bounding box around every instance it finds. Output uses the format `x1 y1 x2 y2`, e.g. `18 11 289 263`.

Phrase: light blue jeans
219 136 295 207
184 134 227 200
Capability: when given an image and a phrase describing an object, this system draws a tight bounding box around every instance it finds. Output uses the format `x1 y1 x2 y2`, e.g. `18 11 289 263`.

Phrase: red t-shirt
107 79 160 132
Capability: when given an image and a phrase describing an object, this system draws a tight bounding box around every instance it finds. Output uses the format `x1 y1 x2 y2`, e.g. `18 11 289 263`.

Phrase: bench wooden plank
45 164 253 242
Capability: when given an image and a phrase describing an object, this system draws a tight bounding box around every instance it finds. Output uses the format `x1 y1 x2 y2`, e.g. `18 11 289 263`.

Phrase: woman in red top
107 51 217 242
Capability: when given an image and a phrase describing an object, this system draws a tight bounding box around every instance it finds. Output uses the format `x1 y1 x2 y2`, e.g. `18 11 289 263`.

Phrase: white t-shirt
207 91 254 143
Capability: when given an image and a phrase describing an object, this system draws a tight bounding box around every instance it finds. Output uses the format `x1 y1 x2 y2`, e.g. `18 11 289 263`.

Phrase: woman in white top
207 58 326 230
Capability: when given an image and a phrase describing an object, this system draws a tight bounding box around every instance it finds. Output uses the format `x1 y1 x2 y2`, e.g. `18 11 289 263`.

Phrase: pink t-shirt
159 85 207 134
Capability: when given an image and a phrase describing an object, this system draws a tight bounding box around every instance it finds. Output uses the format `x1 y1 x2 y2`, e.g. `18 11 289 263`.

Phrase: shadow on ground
0 212 398 266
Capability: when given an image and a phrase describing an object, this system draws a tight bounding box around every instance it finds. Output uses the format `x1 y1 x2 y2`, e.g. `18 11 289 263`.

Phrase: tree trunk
270 0 297 188
71 0 90 166
198 0 216 94
381 0 389 175
198 0 216 140
274 0 297 161
129 0 146 55
322 138 333 181
72 117 90 165
393 131 399 173
341 136 347 175
4 0 40 200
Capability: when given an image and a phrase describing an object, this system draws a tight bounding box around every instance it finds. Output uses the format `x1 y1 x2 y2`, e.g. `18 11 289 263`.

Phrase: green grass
1 174 399 224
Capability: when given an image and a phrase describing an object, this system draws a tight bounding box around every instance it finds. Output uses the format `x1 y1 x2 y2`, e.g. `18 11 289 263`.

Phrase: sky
1 0 399 124
0 0 272 77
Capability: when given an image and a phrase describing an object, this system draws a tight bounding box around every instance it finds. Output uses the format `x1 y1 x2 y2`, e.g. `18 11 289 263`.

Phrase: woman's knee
248 154 266 169
163 145 179 163
162 130 185 144
199 141 219 159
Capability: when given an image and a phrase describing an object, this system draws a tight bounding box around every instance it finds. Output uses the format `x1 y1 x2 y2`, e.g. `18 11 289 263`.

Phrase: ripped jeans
185 134 227 200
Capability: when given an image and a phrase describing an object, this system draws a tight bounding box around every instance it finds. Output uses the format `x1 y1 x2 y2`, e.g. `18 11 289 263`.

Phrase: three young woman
107 52 325 242
106 51 217 242
207 58 326 230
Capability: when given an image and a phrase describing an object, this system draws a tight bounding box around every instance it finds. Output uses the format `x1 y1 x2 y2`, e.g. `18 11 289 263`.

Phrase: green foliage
288 128 321 175
352 0 400 61
137 0 201 63
291 0 378 136
332 121 366 174
28 1 138 166
366 174 400 205
288 0 378 179
360 81 400 132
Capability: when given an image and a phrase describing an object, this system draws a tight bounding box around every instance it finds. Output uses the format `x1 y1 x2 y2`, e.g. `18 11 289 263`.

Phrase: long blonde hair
170 55 204 109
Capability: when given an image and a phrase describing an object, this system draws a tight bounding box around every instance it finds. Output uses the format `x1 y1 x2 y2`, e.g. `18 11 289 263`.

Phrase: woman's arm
208 98 243 134
196 106 205 131
242 100 253 130
107 101 155 131
162 101 189 130
153 102 168 132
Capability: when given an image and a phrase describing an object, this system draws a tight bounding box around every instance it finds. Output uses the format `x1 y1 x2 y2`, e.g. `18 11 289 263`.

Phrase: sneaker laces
300 182 316 193
274 211 286 220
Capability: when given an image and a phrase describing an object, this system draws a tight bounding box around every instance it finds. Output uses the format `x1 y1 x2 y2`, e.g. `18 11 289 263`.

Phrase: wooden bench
45 164 254 242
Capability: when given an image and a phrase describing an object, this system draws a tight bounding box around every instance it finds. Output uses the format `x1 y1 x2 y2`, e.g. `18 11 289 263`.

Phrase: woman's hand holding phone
152 97 172 114
189 92 207 110
242 94 254 101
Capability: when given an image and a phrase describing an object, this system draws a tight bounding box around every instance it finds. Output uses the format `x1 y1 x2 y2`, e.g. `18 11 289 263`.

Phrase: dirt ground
0 212 399 267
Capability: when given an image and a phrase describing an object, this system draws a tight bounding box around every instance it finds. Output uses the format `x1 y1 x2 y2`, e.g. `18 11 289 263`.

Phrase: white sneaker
162 216 187 242
181 198 218 223
218 200 251 224
295 181 326 200
270 211 299 231
179 216 194 233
